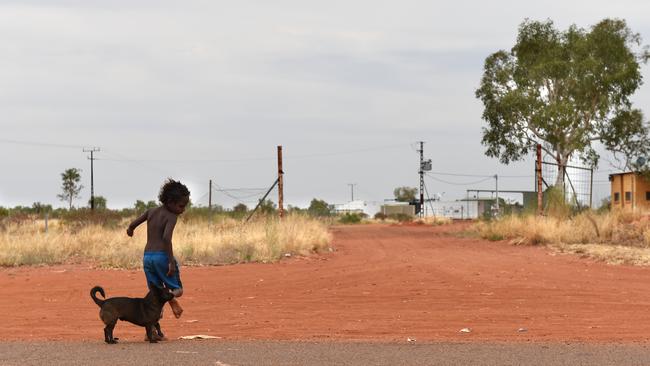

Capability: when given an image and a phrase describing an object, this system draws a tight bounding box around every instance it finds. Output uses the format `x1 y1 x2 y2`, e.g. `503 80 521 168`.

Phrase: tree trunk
553 154 569 203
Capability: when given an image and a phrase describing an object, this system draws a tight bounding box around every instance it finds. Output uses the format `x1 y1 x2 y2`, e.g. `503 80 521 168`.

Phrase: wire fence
538 160 593 208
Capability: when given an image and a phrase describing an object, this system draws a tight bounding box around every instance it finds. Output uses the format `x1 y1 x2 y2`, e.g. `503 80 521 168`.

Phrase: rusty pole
536 144 543 216
277 145 284 219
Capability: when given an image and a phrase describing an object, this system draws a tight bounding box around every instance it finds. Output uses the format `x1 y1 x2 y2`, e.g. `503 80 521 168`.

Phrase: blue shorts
143 251 182 290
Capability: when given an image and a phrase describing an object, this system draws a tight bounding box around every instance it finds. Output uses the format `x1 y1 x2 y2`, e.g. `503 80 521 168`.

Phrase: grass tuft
0 215 331 268
472 210 650 265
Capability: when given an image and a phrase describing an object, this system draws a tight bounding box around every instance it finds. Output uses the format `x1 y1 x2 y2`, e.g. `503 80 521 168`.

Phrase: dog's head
148 283 176 303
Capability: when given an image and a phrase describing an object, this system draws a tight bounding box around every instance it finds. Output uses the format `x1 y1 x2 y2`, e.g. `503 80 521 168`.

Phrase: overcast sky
1 0 649 211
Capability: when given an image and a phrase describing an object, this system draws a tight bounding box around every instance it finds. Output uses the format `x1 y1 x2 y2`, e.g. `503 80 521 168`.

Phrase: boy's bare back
143 206 178 252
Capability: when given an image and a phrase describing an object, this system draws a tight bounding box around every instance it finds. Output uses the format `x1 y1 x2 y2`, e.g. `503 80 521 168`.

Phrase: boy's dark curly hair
158 178 190 204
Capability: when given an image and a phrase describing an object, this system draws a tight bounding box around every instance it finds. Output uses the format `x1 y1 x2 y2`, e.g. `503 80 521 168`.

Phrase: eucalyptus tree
476 18 650 185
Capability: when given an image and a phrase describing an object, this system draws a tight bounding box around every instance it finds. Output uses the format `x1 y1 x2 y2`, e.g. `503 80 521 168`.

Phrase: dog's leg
104 321 118 344
154 322 165 338
145 325 158 343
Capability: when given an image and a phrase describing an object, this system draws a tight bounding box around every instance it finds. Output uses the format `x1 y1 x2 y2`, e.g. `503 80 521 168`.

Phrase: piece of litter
517 327 528 333
459 328 472 333
407 337 416 342
51 270 67 273
178 335 221 340
284 253 292 257
185 320 199 323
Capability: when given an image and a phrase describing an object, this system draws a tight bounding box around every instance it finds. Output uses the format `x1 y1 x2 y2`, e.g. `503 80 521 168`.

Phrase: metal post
348 183 356 202
277 146 284 219
418 141 425 218
494 174 499 216
589 168 593 209
246 178 280 223
209 179 212 210
536 144 543 215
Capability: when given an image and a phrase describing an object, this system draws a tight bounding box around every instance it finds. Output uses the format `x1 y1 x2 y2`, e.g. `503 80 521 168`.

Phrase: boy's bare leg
169 298 183 318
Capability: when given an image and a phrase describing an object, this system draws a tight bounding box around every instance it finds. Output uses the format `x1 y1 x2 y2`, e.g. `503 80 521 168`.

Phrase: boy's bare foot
170 300 183 319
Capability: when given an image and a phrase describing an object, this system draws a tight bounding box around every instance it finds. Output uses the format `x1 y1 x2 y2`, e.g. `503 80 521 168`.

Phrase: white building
334 200 368 215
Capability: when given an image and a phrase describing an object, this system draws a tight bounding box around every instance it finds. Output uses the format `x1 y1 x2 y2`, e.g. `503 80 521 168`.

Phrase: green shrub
374 212 387 220
339 213 362 224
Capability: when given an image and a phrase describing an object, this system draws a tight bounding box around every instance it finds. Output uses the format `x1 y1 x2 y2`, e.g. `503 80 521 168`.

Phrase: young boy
127 179 190 331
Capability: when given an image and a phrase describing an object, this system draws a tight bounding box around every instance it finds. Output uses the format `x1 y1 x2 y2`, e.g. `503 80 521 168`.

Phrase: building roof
609 171 637 177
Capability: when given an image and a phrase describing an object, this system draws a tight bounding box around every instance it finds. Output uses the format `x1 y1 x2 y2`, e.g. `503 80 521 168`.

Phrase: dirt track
2 223 650 343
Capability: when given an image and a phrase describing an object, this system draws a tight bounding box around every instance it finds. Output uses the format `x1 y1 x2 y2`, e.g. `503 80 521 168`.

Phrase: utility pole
277 145 284 219
417 141 425 218
83 147 100 210
348 183 357 202
209 179 212 210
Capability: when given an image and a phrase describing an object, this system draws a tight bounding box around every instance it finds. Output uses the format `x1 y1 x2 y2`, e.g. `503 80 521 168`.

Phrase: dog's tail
90 286 106 307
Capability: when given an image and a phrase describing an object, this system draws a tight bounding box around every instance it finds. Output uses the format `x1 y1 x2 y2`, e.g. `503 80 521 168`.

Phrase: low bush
374 212 387 221
339 213 363 224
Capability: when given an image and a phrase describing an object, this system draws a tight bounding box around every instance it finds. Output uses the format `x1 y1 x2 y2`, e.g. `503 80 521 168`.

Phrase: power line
427 171 533 178
96 144 410 163
425 173 494 186
0 138 85 149
211 183 269 204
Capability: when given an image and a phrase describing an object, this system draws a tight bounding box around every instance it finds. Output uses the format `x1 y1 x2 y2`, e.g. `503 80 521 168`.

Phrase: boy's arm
126 210 149 237
162 215 178 275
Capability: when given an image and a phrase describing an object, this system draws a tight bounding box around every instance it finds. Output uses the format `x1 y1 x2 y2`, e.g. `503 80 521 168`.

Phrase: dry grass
416 216 453 226
0 215 332 268
473 210 650 265
367 216 454 225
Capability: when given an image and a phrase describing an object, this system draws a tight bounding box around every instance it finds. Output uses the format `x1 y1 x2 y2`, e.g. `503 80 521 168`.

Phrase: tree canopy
476 18 650 183
393 186 418 202
307 198 333 217
233 203 248 213
134 200 157 213
57 168 83 209
89 196 107 210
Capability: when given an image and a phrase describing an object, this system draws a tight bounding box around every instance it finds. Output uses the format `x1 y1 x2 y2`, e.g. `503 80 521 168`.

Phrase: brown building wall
611 173 650 211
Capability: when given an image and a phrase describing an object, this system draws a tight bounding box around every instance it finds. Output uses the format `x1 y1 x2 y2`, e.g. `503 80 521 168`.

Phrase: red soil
2 223 650 342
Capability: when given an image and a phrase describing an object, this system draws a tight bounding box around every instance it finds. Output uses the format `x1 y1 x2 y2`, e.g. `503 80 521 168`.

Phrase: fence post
536 144 543 216
277 145 284 219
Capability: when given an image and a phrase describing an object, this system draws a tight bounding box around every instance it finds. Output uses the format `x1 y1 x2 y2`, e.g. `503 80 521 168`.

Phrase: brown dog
90 285 174 343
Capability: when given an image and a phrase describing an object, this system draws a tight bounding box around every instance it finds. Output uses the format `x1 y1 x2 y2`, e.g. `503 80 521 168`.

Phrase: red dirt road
2 223 650 343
